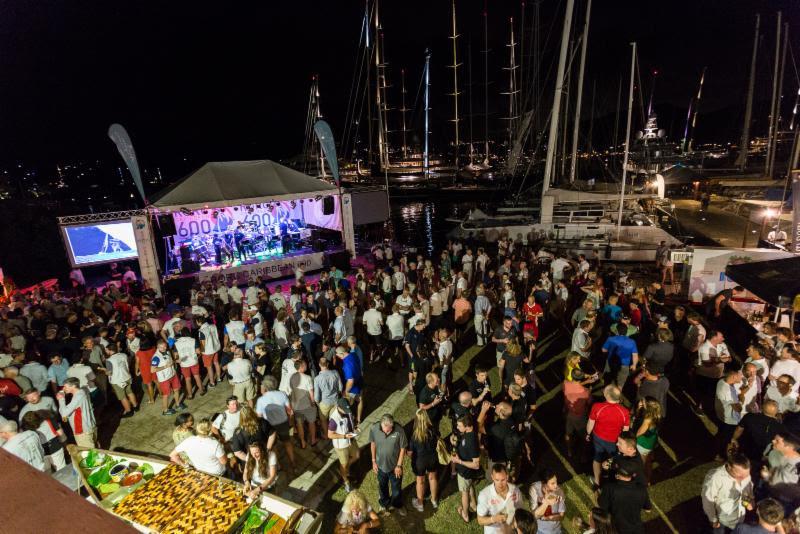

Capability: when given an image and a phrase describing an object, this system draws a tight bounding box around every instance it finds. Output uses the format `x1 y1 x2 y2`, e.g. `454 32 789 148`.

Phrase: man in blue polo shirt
602 332 639 388
338 346 364 427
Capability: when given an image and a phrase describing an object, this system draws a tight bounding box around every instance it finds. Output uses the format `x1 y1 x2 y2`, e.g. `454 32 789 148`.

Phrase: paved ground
673 197 757 248
105 313 723 533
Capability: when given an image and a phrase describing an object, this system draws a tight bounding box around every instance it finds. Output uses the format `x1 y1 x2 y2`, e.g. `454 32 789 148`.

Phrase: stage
182 247 334 284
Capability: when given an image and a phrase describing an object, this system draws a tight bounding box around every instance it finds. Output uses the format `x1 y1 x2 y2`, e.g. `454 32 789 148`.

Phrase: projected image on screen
63 221 139 266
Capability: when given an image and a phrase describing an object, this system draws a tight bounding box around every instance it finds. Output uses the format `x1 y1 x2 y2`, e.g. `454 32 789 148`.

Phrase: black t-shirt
487 418 514 461
493 326 515 346
409 432 438 461
598 479 649 534
643 342 674 374
519 382 536 409
418 386 444 425
456 430 482 479
510 397 527 426
468 378 492 405
501 353 524 386
608 452 648 490
230 418 276 454
737 413 785 461
413 355 434 393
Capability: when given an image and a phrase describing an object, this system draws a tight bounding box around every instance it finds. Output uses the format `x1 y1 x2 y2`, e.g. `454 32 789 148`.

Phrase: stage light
300 199 304 204
290 201 297 209
247 207 254 214
212 211 219 218
203 210 208 214
314 195 323 201
180 207 192 215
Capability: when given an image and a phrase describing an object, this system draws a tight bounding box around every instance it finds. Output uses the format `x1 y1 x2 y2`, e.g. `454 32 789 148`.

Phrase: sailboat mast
504 17 520 151
790 87 800 131
542 0 575 194
400 69 409 159
468 41 474 151
483 2 490 162
616 42 637 238
768 22 788 179
424 49 431 174
373 0 388 170
449 0 461 167
569 0 592 183
315 76 327 177
765 11 782 178
687 67 706 153
736 13 760 170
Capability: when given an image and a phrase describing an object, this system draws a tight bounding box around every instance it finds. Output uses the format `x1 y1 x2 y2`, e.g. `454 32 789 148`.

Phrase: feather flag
313 120 341 186
108 123 146 204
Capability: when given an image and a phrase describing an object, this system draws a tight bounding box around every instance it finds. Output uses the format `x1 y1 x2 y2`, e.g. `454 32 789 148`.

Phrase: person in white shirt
173 328 204 400
20 360 49 393
212 396 241 443
245 281 260 306
392 268 406 294
67 356 98 404
436 329 454 386
0 419 47 472
269 285 287 311
290 359 318 449
475 249 489 281
362 302 384 362
477 463 523 533
381 272 393 298
455 271 469 298
248 306 265 338
385 305 406 362
224 311 247 350
103 343 138 417
215 283 229 305
122 266 137 284
227 347 255 406
765 375 800 415
19 388 58 421
273 311 290 349
150 340 185 416
227 283 244 305
769 347 800 392
701 454 753 531
550 255 570 283
170 418 227 476
572 321 592 359
461 249 474 284
197 315 222 387
161 309 184 344
715 367 753 459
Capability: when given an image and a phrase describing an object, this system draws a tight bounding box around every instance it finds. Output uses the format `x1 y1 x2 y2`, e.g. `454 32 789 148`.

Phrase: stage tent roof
725 256 800 307
150 160 339 211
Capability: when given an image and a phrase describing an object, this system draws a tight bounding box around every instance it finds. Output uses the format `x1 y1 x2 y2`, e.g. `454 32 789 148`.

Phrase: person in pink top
452 292 472 346
586 384 630 488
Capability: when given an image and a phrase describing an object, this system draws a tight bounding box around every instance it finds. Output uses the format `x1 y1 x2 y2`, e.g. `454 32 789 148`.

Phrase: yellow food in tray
114 464 250 533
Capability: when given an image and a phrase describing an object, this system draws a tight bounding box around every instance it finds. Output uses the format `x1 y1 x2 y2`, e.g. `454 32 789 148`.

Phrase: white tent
150 160 339 212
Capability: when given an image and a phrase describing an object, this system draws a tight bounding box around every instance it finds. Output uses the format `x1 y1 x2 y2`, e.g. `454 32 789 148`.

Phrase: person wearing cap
610 313 638 337
328 397 360 493
597 456 649 534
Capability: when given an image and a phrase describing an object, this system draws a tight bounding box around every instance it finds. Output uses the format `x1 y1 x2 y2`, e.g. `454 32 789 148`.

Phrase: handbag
436 438 451 466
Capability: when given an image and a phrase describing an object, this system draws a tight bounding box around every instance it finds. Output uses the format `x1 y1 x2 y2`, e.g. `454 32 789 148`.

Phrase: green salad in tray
239 507 281 534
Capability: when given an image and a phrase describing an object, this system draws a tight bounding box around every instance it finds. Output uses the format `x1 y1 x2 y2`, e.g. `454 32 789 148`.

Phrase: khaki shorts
335 442 359 467
232 379 256 402
75 429 98 449
319 402 336 419
457 473 477 492
111 381 133 401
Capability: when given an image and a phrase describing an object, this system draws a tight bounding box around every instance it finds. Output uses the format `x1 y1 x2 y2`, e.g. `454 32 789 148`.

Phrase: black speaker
163 276 196 304
322 196 335 215
179 245 192 262
328 250 351 271
181 259 200 274
312 239 326 252
154 214 177 235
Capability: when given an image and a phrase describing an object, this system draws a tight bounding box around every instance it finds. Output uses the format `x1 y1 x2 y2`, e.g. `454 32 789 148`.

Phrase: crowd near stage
57 160 378 295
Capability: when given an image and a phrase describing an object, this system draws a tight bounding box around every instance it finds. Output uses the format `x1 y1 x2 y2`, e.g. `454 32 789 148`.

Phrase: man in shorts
227 346 255 407
103 342 138 418
197 315 222 387
151 339 185 416
339 345 364 427
587 384 630 490
255 375 296 469
289 359 318 449
173 328 205 399
451 414 482 522
314 356 342 437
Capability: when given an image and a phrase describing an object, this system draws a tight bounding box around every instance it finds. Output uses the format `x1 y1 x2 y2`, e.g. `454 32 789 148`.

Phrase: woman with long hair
334 489 380 533
242 440 278 498
634 397 662 484
408 409 440 512
230 404 276 464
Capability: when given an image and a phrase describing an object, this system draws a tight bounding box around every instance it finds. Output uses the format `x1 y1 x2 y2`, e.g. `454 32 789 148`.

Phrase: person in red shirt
628 300 642 329
522 295 543 361
586 384 630 488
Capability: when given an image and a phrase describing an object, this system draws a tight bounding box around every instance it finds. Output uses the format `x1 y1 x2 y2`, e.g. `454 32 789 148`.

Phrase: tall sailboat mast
448 0 461 167
423 49 432 174
483 2 490 164
373 0 389 170
765 12 782 178
768 22 789 179
736 14 760 170
399 69 409 159
616 42 637 238
687 67 707 153
569 0 591 183
542 0 576 194
502 18 520 151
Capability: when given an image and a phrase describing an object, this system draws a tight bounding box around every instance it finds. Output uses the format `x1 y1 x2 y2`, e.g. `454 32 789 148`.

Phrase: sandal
457 506 469 523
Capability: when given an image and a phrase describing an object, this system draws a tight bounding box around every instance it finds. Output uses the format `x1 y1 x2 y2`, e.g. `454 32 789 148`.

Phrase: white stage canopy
150 160 339 212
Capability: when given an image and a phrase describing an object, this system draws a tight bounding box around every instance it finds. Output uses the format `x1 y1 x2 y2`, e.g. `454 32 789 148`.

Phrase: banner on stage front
792 171 800 254
194 252 325 285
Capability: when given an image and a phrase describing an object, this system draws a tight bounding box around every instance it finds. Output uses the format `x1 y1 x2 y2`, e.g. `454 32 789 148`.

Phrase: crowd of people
0 235 798 534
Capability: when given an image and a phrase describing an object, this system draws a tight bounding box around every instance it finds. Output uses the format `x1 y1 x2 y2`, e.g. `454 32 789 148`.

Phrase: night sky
0 1 796 170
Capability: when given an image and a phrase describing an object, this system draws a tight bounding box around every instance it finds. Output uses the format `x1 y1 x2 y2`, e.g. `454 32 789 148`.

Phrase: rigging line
342 3 371 158
789 41 799 86
520 0 563 118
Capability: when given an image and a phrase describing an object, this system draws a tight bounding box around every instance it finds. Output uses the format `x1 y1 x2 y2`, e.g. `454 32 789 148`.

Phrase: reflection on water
388 199 481 255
